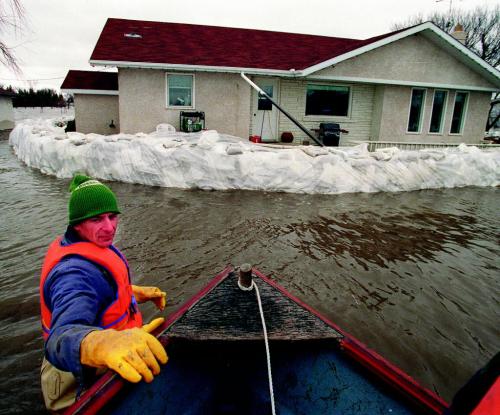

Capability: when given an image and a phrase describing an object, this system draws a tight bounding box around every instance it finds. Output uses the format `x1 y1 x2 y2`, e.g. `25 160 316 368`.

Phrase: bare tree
391 5 500 68
0 0 25 74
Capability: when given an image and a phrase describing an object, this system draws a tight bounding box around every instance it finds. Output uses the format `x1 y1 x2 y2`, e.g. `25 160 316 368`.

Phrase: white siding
278 79 375 143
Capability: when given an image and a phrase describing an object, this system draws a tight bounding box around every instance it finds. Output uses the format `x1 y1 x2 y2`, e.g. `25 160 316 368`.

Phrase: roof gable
309 30 498 91
302 22 500 88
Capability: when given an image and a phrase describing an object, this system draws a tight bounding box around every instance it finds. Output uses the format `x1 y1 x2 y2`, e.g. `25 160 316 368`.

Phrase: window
305 84 350 116
258 85 273 111
429 90 447 134
166 74 194 108
407 88 426 133
450 92 468 134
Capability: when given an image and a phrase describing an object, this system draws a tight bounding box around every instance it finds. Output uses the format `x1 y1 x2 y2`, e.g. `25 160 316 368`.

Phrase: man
40 174 168 411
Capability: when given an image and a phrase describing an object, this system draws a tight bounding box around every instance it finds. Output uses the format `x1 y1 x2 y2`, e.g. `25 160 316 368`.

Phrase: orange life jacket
40 237 142 339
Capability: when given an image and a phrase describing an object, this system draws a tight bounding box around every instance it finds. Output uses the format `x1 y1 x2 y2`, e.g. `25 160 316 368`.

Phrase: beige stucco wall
74 94 119 135
118 69 251 138
278 79 375 144
373 86 491 143
306 33 495 144
0 96 15 130
316 33 497 90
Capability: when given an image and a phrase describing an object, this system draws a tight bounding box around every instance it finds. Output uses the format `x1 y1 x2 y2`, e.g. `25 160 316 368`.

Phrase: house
0 88 16 130
62 18 500 144
61 70 118 135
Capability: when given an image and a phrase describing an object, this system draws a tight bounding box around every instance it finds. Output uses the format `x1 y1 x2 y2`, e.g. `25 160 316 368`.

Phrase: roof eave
61 88 119 95
305 75 499 92
90 59 303 77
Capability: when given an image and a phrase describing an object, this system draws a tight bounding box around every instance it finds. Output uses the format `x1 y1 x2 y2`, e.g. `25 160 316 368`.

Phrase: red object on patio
249 135 261 143
280 132 294 143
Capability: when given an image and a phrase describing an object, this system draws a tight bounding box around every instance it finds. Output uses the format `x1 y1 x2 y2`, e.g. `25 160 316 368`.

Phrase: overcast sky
0 0 498 91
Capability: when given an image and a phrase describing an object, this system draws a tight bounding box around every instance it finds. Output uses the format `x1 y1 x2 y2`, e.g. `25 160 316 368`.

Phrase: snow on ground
9 115 500 194
14 107 74 122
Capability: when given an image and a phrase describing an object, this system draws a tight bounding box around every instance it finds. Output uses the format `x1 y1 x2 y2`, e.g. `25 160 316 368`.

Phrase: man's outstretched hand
80 317 167 383
132 285 167 311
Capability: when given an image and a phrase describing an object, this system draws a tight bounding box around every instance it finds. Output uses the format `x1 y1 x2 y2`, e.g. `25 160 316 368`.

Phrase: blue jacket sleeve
43 256 116 381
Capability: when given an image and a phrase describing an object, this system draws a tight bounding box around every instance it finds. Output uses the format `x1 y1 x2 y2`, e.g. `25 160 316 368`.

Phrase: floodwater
0 135 499 414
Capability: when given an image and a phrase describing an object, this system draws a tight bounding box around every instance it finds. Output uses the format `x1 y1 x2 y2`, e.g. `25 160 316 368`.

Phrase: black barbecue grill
319 123 341 146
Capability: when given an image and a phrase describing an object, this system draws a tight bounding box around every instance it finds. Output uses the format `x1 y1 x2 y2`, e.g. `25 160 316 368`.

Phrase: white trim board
62 89 118 95
305 75 498 92
90 60 293 77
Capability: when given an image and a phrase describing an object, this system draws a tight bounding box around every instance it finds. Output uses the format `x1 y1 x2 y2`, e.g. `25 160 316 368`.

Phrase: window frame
449 91 469 135
406 88 427 134
428 89 448 135
165 73 195 109
304 83 352 119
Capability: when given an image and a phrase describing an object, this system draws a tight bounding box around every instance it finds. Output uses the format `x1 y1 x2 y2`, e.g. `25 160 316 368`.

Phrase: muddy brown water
0 136 499 414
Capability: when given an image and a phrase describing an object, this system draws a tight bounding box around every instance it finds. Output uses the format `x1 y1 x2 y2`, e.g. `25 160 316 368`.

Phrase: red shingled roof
90 18 405 71
61 70 118 91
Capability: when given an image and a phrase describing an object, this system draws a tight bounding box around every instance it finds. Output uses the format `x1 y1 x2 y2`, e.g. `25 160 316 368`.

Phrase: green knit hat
68 175 121 225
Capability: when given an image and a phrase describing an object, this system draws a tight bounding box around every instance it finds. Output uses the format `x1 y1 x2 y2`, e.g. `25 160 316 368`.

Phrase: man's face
74 213 119 248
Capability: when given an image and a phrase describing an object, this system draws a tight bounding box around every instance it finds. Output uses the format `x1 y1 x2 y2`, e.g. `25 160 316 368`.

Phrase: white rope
237 279 254 291
252 281 276 415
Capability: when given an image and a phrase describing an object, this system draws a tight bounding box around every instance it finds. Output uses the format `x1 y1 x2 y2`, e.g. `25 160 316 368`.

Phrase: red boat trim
252 268 448 414
63 373 124 415
64 266 234 414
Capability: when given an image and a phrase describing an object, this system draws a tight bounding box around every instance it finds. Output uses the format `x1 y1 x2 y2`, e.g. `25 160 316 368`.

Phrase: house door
251 78 279 142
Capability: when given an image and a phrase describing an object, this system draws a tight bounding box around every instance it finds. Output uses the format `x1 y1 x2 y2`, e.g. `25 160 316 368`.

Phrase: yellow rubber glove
131 285 167 311
80 318 168 383
142 317 165 334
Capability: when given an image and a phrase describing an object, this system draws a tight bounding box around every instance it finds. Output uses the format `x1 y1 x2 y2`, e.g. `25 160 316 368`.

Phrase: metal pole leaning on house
240 72 324 147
